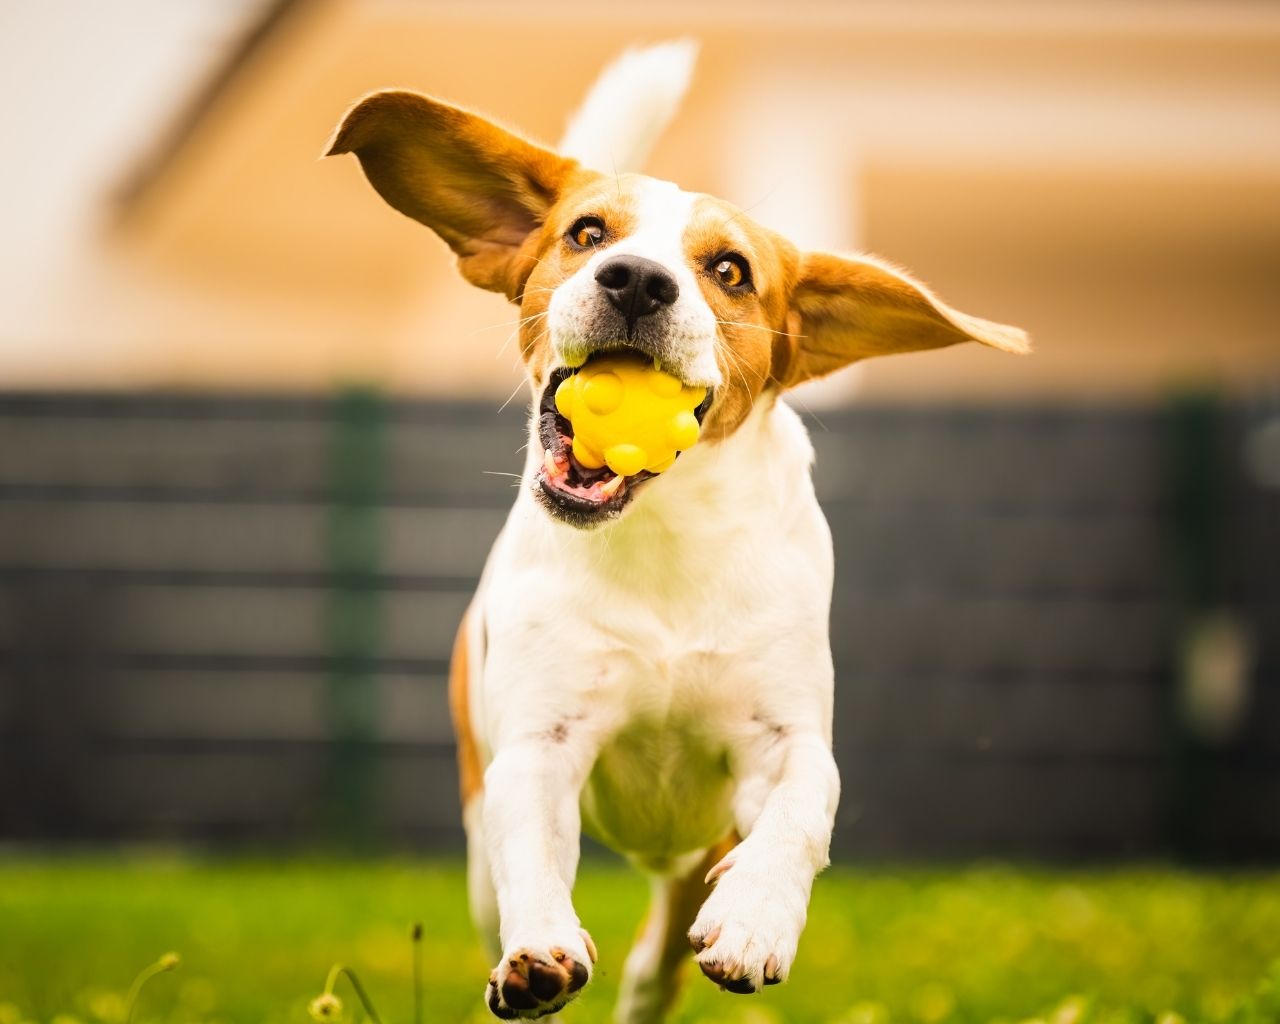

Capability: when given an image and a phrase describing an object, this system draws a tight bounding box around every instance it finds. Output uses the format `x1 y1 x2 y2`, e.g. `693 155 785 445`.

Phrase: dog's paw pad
484 940 593 1019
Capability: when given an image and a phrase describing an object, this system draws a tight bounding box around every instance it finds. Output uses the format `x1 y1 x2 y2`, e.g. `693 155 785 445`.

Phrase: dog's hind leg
614 836 736 1024
450 610 500 961
464 795 500 961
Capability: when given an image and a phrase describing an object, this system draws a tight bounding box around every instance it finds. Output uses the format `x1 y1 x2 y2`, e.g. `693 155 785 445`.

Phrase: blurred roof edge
110 0 314 223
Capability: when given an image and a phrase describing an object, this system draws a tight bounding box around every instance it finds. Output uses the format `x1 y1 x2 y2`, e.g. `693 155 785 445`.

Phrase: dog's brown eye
712 254 750 290
568 216 605 249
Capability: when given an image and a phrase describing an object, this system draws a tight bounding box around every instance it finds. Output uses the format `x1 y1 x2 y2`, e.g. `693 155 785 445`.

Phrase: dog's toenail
724 975 757 994
692 925 721 951
579 929 599 963
705 856 735 884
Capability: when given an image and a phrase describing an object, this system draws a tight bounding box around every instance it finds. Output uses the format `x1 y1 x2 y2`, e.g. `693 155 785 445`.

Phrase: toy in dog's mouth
535 359 713 523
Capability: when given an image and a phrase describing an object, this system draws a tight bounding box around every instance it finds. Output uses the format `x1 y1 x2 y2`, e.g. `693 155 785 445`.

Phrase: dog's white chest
571 637 748 856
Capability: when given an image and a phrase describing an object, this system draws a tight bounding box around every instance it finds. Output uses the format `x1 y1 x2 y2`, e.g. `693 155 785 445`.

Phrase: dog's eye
567 216 606 249
712 254 751 291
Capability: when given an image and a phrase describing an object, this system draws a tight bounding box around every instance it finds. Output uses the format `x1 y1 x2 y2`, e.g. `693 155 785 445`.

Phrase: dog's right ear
327 91 587 300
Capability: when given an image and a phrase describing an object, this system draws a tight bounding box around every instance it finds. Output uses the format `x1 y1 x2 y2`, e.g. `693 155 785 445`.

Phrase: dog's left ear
327 91 585 300
772 251 1029 388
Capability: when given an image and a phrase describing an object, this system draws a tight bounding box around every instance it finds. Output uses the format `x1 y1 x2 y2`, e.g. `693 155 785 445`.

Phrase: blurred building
0 1 1277 858
2 0 1277 401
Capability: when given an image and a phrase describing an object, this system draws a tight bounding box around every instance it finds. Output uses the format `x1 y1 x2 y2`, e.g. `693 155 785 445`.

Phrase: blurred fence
0 391 1276 860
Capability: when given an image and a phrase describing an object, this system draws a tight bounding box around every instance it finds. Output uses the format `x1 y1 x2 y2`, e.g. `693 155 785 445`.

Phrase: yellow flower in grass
1051 996 1089 1024
308 993 344 1021
838 1002 890 1024
84 990 125 1023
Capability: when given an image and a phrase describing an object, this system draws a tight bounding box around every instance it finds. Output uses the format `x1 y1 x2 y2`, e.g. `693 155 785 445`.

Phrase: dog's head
328 92 1027 527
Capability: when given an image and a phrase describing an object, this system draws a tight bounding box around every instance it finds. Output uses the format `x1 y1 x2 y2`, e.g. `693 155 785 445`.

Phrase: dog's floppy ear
327 91 586 299
773 251 1029 388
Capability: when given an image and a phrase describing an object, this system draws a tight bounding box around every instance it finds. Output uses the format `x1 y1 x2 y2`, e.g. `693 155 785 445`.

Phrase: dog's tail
558 40 698 174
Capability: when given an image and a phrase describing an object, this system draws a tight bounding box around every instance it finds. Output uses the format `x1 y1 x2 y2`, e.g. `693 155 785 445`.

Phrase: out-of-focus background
4 0 1277 858
1 2 1278 1021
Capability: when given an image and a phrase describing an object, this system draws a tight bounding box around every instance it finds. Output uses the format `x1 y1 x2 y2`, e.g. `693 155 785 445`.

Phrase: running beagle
329 42 1026 1023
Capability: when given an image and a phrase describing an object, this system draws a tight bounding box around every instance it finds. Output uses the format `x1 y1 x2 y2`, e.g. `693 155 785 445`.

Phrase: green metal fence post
324 386 386 846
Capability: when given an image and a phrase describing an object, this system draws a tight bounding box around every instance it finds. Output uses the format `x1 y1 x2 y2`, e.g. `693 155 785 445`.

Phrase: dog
328 42 1027 1022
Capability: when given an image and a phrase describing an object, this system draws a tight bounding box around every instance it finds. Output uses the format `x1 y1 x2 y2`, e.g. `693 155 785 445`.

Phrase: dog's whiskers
714 318 801 339
497 311 551 361
715 336 757 412
496 376 530 414
470 309 549 337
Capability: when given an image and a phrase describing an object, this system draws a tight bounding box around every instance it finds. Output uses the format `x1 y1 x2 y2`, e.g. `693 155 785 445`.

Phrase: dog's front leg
688 730 840 993
482 734 599 1020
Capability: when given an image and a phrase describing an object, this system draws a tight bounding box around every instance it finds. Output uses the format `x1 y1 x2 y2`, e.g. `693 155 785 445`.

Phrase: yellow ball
555 352 707 477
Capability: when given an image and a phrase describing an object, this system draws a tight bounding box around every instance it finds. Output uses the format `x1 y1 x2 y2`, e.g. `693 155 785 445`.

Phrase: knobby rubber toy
555 352 706 477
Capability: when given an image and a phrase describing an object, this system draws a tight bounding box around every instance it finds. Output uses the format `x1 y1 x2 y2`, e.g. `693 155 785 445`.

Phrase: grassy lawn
0 857 1278 1024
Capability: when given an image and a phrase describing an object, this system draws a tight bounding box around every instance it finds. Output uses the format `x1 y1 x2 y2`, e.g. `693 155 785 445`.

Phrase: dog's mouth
534 356 713 525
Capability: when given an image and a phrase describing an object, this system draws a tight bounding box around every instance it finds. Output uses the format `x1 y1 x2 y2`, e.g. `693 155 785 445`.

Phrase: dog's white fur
330 42 1026 1023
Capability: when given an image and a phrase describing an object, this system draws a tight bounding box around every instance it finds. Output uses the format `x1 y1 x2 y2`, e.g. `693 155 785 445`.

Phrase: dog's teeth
544 451 565 478
600 474 624 498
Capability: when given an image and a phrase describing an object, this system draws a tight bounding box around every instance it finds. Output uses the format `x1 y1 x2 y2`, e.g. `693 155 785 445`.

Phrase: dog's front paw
484 930 597 1019
687 850 807 994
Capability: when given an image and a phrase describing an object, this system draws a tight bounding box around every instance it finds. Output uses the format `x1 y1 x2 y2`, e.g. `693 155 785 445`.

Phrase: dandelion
310 964 382 1024
1052 997 1090 1024
308 993 343 1021
124 952 180 1024
84 989 126 1023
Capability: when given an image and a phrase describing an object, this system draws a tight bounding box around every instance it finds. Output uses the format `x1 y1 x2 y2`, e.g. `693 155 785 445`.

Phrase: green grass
1 857 1278 1024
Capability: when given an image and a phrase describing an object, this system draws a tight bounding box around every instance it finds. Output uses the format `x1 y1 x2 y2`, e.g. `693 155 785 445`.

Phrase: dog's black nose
595 255 679 332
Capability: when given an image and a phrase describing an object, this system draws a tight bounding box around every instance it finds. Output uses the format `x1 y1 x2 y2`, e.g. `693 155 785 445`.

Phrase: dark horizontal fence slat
0 584 469 661
836 673 1163 758
0 503 506 578
0 396 528 505
829 512 1162 597
39 669 454 746
834 756 1163 859
829 593 1165 675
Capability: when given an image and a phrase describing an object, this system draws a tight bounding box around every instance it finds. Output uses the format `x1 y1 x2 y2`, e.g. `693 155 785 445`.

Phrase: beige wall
3 0 1277 402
